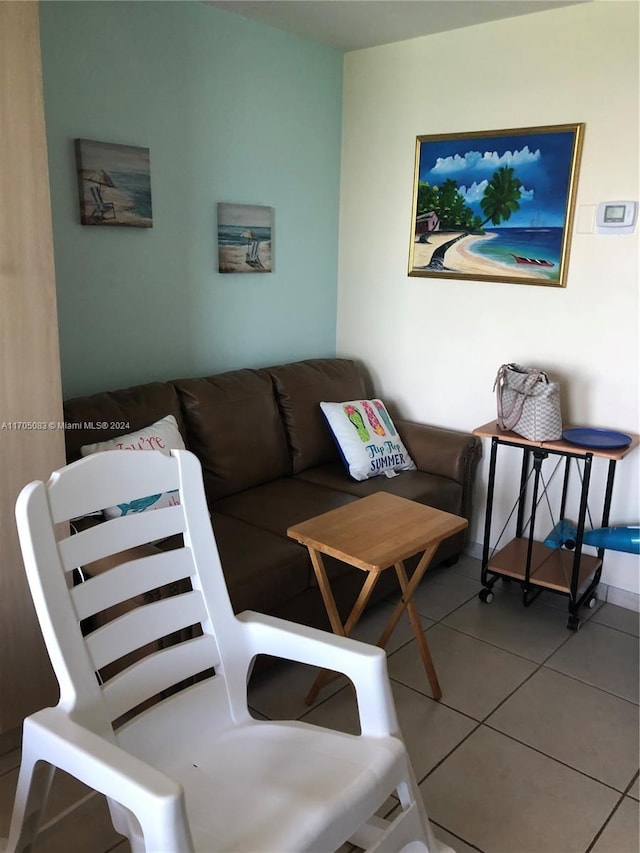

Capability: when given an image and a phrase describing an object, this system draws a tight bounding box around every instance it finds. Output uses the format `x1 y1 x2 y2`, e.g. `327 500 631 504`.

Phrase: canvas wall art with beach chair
217 203 273 273
75 139 153 227
408 123 584 287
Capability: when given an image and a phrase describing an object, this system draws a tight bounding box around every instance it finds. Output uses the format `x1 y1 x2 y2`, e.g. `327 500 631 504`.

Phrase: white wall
337 2 639 598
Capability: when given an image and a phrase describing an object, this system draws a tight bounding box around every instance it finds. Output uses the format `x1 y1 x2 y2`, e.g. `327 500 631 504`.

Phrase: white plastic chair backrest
15 450 241 739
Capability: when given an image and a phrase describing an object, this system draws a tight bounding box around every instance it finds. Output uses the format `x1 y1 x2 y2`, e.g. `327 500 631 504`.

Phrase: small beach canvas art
217 203 272 273
75 139 152 228
408 124 584 287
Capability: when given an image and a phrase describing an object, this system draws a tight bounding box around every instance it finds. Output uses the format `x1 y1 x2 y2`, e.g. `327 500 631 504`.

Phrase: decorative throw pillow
320 399 416 481
80 414 186 518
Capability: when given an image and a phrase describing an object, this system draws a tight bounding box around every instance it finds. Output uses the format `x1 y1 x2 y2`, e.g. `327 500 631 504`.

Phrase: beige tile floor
0 555 638 852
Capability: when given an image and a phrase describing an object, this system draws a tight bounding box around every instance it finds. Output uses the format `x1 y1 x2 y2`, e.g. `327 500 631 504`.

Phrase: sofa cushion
80 414 184 456
320 399 416 481
63 382 186 462
212 477 358 538
213 479 362 584
79 415 185 518
296 464 465 573
211 513 311 613
296 463 463 516
268 358 366 474
174 369 291 501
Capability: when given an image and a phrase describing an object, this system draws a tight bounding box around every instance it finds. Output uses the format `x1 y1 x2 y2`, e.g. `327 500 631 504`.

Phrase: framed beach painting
408 123 584 287
217 203 273 273
75 139 152 227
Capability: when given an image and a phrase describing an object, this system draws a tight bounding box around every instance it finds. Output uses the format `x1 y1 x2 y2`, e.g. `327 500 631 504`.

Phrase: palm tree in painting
425 166 522 271
478 166 522 228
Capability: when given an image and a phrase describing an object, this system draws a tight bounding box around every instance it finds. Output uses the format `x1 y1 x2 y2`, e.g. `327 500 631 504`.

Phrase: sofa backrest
63 382 186 462
173 368 291 501
62 358 366 501
268 358 366 474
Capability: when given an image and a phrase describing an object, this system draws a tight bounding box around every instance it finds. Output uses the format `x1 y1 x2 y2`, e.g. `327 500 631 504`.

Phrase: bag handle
494 364 548 431
494 365 519 429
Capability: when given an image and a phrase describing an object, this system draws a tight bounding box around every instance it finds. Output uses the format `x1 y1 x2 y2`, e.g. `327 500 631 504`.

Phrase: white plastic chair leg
6 752 56 853
395 768 454 853
107 800 146 853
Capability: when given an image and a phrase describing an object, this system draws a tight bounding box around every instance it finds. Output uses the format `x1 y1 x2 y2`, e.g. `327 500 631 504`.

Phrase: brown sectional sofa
64 358 481 633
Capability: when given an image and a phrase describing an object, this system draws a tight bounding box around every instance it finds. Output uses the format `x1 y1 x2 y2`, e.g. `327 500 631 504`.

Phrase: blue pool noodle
544 522 639 554
582 526 640 555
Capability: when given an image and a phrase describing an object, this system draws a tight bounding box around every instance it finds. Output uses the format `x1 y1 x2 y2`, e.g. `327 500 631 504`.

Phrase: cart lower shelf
487 537 602 594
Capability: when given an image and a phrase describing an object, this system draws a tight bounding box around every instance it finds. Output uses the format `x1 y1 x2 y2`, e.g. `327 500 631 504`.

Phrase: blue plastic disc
562 427 632 449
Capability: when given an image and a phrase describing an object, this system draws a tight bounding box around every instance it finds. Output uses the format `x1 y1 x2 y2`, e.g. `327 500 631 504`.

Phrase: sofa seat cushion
174 369 291 501
268 359 366 474
296 463 463 516
212 478 358 539
214 479 389 585
211 513 311 613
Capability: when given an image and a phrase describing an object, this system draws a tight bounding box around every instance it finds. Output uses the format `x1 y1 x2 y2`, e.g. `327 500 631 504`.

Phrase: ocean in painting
218 224 272 246
110 171 152 218
469 227 563 275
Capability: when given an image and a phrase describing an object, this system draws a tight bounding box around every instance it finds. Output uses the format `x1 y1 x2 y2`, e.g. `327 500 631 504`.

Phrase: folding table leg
305 548 381 705
394 561 442 700
375 542 442 700
376 542 438 649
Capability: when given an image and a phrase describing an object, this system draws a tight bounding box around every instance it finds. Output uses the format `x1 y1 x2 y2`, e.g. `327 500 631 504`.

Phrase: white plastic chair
9 449 452 853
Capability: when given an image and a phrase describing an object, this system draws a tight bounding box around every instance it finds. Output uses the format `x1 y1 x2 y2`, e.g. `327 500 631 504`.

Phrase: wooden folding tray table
288 492 467 704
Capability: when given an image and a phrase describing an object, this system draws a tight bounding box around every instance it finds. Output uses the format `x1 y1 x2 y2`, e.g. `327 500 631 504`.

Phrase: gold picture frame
408 123 584 287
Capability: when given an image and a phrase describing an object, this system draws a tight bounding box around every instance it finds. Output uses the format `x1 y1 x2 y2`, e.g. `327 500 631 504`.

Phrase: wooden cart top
473 420 640 461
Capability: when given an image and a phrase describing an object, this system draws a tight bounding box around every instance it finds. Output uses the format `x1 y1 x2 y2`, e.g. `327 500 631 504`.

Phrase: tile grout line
387 674 480 726
255 565 636 852
624 770 640 796
25 790 99 846
539 664 640 707
587 615 640 640
424 582 638 704
584 787 632 853
431 819 486 853
401 573 639 852
481 721 636 797
391 634 637 798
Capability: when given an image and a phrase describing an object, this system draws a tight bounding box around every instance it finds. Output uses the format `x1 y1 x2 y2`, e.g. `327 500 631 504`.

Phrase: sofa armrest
396 420 482 526
396 421 481 483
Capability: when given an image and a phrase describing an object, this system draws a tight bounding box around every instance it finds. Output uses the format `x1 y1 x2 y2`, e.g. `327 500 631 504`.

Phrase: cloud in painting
458 180 488 202
458 181 535 205
431 145 541 176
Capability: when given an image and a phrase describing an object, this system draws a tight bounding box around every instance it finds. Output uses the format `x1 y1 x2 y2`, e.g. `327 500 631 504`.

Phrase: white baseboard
605 585 640 613
463 541 639 613
464 541 484 560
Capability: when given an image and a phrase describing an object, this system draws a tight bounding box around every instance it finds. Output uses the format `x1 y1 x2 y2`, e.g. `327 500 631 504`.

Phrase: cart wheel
479 589 494 604
587 595 597 609
567 614 581 631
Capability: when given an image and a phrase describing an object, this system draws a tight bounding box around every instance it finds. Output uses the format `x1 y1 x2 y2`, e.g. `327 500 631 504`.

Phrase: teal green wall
39 1 342 398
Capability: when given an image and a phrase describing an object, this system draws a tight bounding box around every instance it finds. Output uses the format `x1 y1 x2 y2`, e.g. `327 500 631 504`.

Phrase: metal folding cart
473 421 639 630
